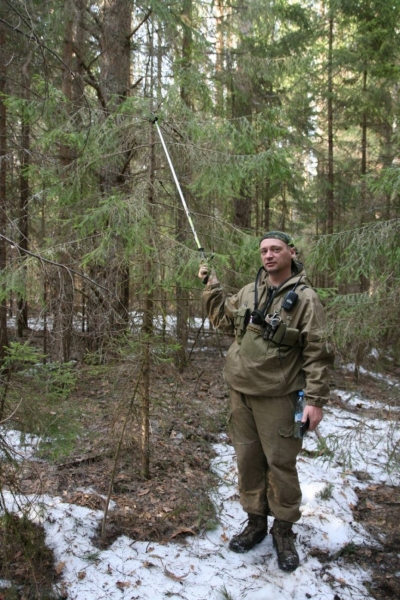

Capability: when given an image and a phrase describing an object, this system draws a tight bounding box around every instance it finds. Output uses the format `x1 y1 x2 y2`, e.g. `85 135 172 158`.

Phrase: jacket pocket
239 326 268 362
281 327 300 346
234 306 251 345
278 424 295 437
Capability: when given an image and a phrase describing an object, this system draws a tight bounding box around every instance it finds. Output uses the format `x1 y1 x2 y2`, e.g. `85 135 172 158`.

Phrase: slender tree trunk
17 53 32 336
0 24 9 361
279 184 287 231
327 13 334 236
174 0 192 370
214 0 226 114
140 25 157 479
141 119 155 480
359 69 369 295
263 178 271 231
355 69 369 381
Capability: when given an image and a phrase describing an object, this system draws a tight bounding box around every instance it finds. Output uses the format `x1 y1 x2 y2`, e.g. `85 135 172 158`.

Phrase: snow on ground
6 315 213 337
1 382 400 600
343 363 400 389
334 388 400 412
0 428 43 461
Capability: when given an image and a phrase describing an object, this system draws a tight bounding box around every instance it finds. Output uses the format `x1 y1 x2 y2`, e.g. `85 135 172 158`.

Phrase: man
198 231 333 572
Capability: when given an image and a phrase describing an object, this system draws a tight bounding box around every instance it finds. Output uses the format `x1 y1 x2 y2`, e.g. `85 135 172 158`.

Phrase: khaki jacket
203 265 333 407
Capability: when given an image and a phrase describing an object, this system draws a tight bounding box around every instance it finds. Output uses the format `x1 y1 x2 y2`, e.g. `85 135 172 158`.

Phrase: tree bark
0 24 9 361
174 0 192 370
17 52 32 336
141 116 155 480
52 0 75 362
326 13 334 236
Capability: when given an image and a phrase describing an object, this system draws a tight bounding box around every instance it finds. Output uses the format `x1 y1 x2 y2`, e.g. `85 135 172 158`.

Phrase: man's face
259 238 296 278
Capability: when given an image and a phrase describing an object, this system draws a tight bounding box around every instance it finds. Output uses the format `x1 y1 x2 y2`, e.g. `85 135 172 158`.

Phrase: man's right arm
200 272 237 333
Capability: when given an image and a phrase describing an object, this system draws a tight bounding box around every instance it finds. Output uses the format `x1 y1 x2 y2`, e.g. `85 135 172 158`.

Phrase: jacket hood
292 259 304 275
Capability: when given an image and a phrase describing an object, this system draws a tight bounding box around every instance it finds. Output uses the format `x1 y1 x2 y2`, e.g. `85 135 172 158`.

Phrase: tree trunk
174 0 192 370
231 5 252 231
52 0 75 362
214 0 227 115
326 13 334 236
359 69 369 296
139 22 157 479
17 53 32 336
140 114 156 480
355 69 370 380
84 0 132 349
263 178 271 231
0 24 9 361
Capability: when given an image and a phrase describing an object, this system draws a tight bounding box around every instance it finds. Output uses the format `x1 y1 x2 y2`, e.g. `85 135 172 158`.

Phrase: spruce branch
0 234 129 319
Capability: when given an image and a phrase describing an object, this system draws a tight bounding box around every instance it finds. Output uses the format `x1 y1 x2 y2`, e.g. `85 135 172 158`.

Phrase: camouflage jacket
202 266 333 407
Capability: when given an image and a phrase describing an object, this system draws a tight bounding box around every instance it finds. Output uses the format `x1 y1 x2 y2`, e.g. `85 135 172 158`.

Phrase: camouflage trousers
229 388 303 523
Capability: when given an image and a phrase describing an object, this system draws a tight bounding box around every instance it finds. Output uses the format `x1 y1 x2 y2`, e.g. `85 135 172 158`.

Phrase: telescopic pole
151 115 206 260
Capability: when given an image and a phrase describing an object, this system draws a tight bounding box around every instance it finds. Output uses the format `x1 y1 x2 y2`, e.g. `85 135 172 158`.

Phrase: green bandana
259 231 295 247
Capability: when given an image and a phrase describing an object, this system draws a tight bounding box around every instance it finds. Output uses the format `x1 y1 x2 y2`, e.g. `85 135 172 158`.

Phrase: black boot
270 519 299 572
229 514 268 553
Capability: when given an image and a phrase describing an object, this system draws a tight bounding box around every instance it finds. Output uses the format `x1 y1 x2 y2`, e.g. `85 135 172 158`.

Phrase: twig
0 233 129 319
101 361 145 540
187 315 207 362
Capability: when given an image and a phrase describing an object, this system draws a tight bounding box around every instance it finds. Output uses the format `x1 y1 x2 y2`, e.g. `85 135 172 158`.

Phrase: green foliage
217 585 236 600
330 541 358 561
1 345 81 460
186 112 295 204
309 220 400 358
0 512 63 599
2 341 42 369
312 220 400 285
316 483 334 501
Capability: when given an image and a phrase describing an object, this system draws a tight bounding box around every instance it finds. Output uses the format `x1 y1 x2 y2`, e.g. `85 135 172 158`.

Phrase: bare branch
128 9 152 40
0 234 128 318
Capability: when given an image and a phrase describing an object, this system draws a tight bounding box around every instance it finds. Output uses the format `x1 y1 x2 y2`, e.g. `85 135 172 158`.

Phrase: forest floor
1 331 400 599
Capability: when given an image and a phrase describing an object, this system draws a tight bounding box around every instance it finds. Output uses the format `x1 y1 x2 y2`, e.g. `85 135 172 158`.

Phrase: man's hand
198 262 219 285
198 262 209 281
302 405 323 432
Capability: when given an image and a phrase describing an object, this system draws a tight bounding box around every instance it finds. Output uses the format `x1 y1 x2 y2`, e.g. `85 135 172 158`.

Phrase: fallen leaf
116 581 131 589
164 567 189 581
170 527 196 539
55 561 66 575
142 561 157 568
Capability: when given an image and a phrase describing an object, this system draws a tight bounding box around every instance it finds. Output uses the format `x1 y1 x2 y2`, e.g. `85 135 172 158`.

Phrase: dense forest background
1 3 400 596
0 0 400 463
